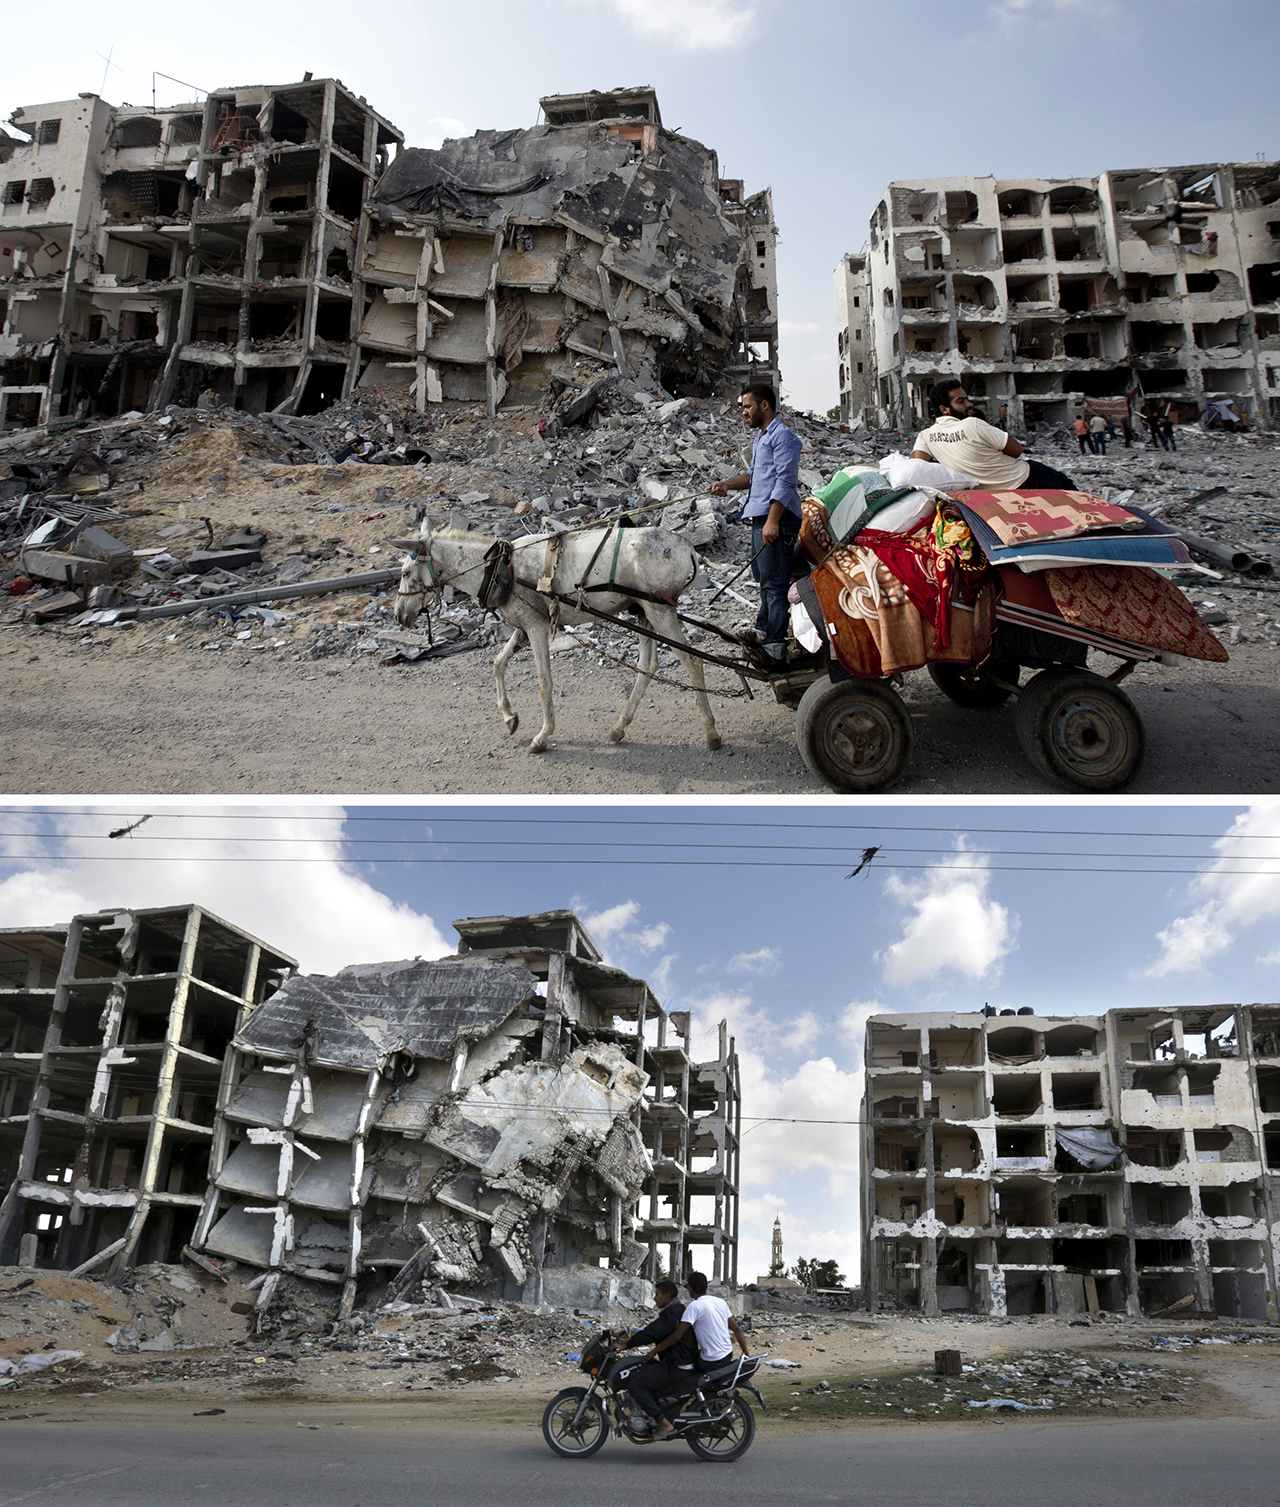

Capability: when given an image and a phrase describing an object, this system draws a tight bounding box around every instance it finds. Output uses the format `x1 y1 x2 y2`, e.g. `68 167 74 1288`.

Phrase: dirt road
3 621 1277 795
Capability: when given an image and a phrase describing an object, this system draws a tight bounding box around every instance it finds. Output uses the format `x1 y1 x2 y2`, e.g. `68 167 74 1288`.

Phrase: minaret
769 1215 785 1277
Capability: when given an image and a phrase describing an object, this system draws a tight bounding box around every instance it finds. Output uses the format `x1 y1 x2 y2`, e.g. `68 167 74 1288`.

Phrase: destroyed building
362 87 778 412
1 906 741 1314
0 81 401 429
861 1006 1280 1320
833 251 873 426
847 163 1280 432
1 79 778 429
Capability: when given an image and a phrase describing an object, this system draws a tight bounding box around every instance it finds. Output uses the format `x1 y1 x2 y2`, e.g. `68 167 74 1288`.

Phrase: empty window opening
1136 1188 1192 1227
1194 1127 1254 1163
37 119 61 146
874 1132 923 1171
1047 184 1097 214
314 301 351 340
1185 271 1220 295
992 1074 1042 1117
868 1024 921 1068
1052 1073 1101 1111
113 117 164 150
1044 1024 1098 1057
1053 227 1099 261
1135 1236 1191 1264
1249 262 1280 305
1132 321 1185 353
873 1092 920 1119
995 1183 1052 1228
1063 331 1094 358
1003 229 1045 263
1125 1130 1183 1168
1058 280 1092 314
1263 1124 1280 1170
988 1027 1038 1063
1200 1183 1262 1219
996 1127 1045 1160
3 181 25 208
1184 1063 1219 1104
1056 1193 1107 1227
1255 1066 1280 1112
998 189 1042 218
27 179 55 208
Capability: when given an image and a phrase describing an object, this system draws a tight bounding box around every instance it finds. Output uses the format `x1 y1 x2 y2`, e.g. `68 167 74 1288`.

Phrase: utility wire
1 810 1276 842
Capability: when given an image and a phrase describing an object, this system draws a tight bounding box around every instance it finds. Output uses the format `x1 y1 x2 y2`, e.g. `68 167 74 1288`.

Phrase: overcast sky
4 799 1279 1284
7 1 1277 413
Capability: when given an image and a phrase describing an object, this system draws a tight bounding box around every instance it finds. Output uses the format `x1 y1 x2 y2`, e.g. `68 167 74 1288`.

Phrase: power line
0 853 1276 875
1 809 1275 842
0 832 1269 863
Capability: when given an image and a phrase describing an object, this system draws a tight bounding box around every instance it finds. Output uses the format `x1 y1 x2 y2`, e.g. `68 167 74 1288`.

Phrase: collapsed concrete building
861 1006 1280 1320
1 905 741 1314
358 86 778 411
0 79 778 429
843 163 1280 432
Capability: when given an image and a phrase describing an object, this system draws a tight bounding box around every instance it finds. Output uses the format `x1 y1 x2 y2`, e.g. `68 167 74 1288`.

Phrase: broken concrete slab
186 547 264 575
70 526 132 573
19 549 110 587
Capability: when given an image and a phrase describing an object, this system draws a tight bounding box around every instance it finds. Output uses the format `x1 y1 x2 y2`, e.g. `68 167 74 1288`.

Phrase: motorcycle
541 1330 766 1463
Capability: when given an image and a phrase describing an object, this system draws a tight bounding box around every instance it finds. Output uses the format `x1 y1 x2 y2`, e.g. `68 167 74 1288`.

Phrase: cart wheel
927 658 1020 709
794 677 914 793
1014 668 1145 792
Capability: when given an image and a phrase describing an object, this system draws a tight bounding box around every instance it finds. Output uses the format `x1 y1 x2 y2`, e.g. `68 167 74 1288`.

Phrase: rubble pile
3 385 1278 680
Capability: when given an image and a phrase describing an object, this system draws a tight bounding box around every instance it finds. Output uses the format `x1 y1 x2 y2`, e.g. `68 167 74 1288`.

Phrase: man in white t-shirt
912 380 1077 492
643 1270 751 1435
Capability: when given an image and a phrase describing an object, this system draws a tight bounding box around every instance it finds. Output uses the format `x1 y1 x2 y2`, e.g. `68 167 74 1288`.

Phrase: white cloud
578 0 754 49
877 845 1017 987
1145 805 1280 977
726 946 781 976
780 1011 822 1053
839 999 882 1054
420 116 470 148
579 898 670 962
0 808 449 975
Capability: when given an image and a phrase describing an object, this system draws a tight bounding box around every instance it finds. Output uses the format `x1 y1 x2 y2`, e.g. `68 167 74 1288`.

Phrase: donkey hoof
706 734 723 752
608 726 626 744
504 713 519 736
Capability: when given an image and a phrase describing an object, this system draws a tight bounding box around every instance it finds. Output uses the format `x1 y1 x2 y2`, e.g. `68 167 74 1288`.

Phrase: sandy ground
2 621 1278 796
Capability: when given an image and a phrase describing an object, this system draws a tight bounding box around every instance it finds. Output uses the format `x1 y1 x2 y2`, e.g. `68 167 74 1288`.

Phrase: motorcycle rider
641 1269 753 1435
612 1279 699 1437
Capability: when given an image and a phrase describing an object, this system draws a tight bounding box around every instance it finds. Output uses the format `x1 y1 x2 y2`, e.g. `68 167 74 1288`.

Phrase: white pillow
870 489 936 535
879 451 976 491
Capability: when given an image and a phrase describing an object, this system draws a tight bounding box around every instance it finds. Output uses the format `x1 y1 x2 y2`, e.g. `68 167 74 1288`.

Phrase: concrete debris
1 908 741 1320
861 1004 1280 1321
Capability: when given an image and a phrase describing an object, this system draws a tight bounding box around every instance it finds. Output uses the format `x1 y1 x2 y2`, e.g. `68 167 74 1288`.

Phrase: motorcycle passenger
643 1270 752 1434
612 1279 698 1437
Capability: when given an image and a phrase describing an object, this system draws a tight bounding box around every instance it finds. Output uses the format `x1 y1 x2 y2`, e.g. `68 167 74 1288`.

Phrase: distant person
1073 416 1092 455
1143 405 1162 448
711 382 803 672
1160 409 1177 452
1089 412 1108 455
913 381 1076 490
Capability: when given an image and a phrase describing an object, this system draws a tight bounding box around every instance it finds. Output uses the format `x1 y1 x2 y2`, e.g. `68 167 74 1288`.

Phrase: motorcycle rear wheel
685 1396 756 1462
542 1388 608 1458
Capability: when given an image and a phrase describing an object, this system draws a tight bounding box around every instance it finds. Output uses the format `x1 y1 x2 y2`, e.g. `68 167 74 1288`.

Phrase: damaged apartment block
1 908 741 1314
850 162 1280 431
361 87 778 413
0 905 293 1273
861 1006 1280 1321
1 81 777 430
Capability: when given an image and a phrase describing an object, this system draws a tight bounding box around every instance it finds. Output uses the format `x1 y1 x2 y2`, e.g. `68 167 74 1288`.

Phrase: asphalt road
1 1415 1276 1507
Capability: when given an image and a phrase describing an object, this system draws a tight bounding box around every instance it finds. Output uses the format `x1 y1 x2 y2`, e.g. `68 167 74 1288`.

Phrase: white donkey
394 523 722 754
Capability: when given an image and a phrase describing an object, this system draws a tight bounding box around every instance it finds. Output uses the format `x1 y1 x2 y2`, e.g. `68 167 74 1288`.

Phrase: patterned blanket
954 489 1145 545
1044 564 1229 662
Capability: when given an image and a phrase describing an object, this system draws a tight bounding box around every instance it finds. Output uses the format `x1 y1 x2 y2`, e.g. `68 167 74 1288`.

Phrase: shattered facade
1 907 741 1314
0 905 293 1273
0 81 401 429
853 164 1280 432
861 1007 1280 1320
364 87 778 413
1 80 778 430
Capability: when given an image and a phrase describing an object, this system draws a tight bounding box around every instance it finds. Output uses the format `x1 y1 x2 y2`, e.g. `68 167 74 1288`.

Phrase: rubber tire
685 1396 757 1463
927 658 1020 709
794 676 914 793
1014 668 1145 792
541 1388 609 1459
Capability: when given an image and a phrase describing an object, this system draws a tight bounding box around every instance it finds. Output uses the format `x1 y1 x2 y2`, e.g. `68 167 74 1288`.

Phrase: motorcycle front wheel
541 1388 609 1458
685 1396 756 1462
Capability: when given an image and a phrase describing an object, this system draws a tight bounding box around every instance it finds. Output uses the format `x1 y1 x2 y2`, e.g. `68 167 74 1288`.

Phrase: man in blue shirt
711 383 804 671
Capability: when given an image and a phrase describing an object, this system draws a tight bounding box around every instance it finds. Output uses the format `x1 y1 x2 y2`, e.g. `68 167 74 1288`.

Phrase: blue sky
7 0 1277 412
3 799 1280 1281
